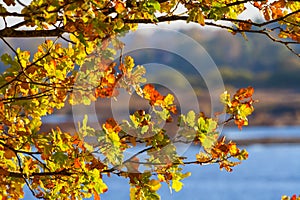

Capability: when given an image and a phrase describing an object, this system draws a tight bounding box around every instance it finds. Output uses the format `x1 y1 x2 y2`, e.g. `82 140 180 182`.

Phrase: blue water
23 127 300 199
222 126 300 140
100 145 300 200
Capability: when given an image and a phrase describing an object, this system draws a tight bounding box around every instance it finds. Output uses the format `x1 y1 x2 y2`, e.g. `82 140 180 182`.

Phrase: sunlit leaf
172 179 183 192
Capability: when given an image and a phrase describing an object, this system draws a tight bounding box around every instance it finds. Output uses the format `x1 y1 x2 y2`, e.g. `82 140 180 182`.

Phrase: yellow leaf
157 174 165 182
228 143 238 155
107 74 115 84
163 94 174 106
130 187 137 200
220 91 230 106
196 152 211 163
172 179 183 192
148 179 161 192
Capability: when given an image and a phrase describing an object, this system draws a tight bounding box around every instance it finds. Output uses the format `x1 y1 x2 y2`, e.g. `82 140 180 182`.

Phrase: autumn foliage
0 0 299 199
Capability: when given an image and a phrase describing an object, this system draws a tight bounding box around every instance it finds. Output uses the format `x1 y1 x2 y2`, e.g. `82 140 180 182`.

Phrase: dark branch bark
124 15 188 23
0 12 27 17
221 9 300 27
0 28 64 38
6 170 75 178
0 141 40 155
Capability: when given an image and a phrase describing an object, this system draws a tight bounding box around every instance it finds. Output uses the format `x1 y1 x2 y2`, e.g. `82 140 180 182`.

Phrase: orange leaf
104 118 121 133
94 189 101 200
271 0 285 8
115 1 125 14
234 86 254 100
253 2 262 9
143 84 155 100
142 84 164 105
41 152 50 160
263 8 271 21
74 158 81 168
169 105 177 114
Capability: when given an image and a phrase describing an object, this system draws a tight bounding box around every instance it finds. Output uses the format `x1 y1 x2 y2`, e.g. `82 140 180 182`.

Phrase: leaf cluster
3 0 296 199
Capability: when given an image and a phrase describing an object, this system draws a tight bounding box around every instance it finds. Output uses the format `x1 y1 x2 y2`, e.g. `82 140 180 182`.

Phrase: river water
23 126 300 199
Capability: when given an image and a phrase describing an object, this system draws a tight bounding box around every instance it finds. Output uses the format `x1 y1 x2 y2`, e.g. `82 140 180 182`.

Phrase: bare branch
0 28 65 38
220 9 300 28
6 170 75 178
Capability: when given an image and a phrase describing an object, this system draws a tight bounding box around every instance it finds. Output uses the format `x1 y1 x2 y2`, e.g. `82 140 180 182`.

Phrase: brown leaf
0 168 9 176
4 148 15 159
128 172 142 184
125 157 140 173
3 0 16 6
263 8 271 21
129 136 137 147
238 20 252 31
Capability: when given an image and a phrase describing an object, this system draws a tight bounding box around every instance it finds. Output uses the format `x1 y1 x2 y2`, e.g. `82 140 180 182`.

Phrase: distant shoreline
40 121 300 146
229 137 300 146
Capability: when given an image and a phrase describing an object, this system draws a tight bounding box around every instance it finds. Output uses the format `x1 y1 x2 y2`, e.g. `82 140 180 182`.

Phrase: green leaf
178 128 196 140
199 133 216 149
52 152 68 165
0 4 7 13
82 96 91 105
186 110 196 127
197 117 217 134
177 115 185 127
154 108 169 121
82 114 88 129
129 115 139 128
147 0 161 10
141 125 149 134
1 53 12 65
206 118 218 133
78 33 88 47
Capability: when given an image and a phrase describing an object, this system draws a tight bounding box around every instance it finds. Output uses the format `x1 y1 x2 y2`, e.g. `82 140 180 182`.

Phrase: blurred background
1 26 300 199
102 27 300 200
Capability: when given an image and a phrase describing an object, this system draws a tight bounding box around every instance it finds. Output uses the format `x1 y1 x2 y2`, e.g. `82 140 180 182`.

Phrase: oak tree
0 0 299 199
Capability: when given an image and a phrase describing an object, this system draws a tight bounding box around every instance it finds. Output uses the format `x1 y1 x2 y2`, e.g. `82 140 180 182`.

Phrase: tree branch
220 9 300 28
0 28 65 38
0 141 40 155
6 170 75 178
